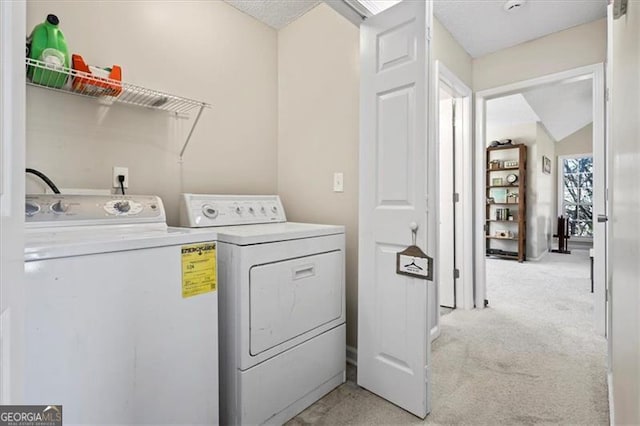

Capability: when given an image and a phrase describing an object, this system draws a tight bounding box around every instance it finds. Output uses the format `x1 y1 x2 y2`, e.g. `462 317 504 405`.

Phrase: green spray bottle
27 14 70 88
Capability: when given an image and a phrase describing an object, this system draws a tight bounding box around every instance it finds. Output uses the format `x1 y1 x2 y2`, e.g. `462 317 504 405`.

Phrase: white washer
24 194 219 425
180 194 346 425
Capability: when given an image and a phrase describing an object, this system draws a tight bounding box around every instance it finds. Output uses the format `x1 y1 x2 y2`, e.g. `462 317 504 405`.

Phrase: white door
438 87 455 309
358 0 434 418
0 0 26 404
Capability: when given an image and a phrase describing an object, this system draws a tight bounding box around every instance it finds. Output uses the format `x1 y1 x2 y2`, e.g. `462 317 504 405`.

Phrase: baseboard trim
346 345 357 366
607 371 614 425
529 249 549 261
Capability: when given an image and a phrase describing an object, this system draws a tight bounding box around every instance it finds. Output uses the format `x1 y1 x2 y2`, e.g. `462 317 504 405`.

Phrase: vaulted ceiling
487 79 593 142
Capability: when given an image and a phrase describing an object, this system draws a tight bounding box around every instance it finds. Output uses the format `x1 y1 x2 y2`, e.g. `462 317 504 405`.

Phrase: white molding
474 95 487 309
346 345 358 366
476 64 604 100
430 322 441 341
325 1 366 26
435 61 474 311
528 249 549 262
0 0 26 404
475 63 606 311
608 371 615 425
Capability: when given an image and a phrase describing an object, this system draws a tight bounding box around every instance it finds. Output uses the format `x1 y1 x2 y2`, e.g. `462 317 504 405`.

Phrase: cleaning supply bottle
27 14 70 88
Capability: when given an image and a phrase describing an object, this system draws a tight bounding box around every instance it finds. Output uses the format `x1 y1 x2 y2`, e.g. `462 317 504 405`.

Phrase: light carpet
287 250 608 425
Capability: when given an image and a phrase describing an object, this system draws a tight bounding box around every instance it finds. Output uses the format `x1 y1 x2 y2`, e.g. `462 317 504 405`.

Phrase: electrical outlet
333 172 344 192
112 166 129 189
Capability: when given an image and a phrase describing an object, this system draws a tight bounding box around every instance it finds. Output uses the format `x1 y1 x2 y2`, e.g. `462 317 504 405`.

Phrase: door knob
597 214 608 223
409 222 418 245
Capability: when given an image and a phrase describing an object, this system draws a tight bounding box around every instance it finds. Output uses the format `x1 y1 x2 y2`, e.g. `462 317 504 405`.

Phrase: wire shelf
25 58 210 114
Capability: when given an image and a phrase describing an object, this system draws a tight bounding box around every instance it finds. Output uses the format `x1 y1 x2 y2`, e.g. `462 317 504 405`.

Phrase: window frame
557 153 594 241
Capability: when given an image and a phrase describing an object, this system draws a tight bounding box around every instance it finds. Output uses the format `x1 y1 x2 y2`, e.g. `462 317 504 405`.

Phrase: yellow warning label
181 242 217 298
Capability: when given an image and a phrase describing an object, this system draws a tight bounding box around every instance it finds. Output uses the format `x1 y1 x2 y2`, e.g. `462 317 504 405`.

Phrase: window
559 155 593 238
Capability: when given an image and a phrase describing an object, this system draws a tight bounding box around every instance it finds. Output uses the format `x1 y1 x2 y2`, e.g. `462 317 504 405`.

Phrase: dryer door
249 250 343 355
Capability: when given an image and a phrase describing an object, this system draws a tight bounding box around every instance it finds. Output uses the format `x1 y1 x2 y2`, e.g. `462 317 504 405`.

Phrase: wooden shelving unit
486 144 527 262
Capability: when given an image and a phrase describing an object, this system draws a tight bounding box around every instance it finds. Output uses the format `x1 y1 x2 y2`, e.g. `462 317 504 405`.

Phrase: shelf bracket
179 104 206 160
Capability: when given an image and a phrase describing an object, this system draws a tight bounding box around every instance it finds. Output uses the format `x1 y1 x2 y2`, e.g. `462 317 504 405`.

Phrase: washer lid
214 222 344 245
25 227 219 261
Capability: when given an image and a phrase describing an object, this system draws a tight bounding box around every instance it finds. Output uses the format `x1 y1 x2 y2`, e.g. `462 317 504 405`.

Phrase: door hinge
454 268 460 279
484 224 489 232
453 193 460 203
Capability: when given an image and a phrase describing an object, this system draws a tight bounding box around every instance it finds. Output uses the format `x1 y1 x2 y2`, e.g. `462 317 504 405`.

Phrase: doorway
474 64 607 335
432 61 473 341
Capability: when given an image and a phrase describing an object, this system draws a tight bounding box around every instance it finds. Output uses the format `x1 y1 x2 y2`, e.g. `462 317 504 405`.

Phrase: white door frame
474 64 606 329
435 61 474 315
604 5 614 421
0 0 26 404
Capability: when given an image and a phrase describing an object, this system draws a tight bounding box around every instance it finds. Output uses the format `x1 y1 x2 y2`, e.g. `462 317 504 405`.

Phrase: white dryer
24 194 219 425
180 194 346 425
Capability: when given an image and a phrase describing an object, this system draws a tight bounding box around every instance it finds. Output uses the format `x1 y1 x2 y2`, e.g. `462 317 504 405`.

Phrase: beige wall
473 19 607 91
535 123 556 253
610 1 640 424
26 1 278 225
433 18 473 88
275 11 474 349
487 122 555 259
277 4 360 347
556 123 593 157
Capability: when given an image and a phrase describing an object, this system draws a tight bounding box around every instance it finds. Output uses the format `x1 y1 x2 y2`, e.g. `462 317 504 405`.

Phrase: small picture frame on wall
542 156 551 174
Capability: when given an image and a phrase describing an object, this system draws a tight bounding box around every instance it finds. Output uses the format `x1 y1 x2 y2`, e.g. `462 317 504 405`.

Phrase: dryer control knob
202 204 218 219
271 206 278 213
248 207 255 214
113 201 131 213
50 200 69 214
25 201 40 217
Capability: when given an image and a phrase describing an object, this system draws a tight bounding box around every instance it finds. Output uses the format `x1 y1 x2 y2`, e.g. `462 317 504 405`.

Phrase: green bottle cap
46 14 59 26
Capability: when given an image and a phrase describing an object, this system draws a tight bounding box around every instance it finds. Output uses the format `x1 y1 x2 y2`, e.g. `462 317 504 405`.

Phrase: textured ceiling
224 0 321 29
225 1 606 56
487 79 593 142
434 0 607 58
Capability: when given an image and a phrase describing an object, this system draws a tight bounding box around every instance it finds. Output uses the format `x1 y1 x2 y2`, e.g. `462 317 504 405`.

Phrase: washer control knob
235 206 243 215
248 207 255 214
25 201 40 217
50 200 69 214
271 206 278 213
202 204 218 219
260 206 266 215
113 201 131 213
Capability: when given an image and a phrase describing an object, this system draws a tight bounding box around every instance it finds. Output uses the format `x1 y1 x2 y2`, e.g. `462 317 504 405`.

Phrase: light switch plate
333 172 344 192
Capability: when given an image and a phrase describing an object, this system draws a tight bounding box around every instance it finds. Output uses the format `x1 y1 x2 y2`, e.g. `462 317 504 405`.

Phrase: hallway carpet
287 250 609 425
